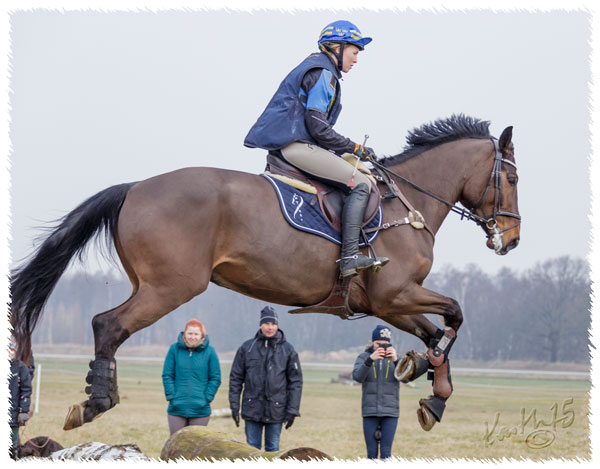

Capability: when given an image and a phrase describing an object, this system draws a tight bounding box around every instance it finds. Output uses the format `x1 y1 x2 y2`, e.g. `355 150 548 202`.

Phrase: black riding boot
339 183 388 278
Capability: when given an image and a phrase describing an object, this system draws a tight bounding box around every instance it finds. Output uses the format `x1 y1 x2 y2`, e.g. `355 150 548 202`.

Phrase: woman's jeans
362 416 398 459
244 420 283 452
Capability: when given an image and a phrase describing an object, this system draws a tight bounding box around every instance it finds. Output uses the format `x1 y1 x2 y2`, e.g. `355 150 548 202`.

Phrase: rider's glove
354 144 376 161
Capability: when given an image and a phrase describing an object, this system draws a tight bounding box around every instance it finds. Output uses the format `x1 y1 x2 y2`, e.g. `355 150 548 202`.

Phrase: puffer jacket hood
176 331 210 350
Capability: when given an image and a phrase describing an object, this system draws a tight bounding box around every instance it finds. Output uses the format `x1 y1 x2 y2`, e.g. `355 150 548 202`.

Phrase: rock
160 426 332 461
51 442 150 461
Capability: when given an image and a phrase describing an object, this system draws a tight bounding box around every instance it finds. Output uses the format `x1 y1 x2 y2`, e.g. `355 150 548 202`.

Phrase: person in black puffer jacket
229 306 303 452
8 337 32 460
353 325 400 460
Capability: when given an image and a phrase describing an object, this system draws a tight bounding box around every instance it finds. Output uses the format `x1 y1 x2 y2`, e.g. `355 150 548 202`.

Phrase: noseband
370 137 521 245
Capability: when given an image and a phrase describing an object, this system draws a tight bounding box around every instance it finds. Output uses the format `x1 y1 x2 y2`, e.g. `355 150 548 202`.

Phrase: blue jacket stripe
306 69 335 114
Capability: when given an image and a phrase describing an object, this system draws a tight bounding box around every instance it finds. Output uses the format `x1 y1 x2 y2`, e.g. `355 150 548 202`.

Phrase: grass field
19 356 591 461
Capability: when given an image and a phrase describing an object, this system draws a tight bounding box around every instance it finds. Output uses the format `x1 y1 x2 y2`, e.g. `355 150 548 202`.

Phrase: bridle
469 137 521 241
369 137 521 250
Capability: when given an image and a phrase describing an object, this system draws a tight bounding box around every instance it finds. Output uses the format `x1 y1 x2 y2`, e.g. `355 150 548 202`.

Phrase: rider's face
341 44 361 73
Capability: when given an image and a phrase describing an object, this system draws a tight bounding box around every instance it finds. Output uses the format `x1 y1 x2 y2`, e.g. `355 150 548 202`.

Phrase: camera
378 343 391 350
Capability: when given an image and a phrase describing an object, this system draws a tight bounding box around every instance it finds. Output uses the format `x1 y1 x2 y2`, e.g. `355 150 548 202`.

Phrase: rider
244 20 389 279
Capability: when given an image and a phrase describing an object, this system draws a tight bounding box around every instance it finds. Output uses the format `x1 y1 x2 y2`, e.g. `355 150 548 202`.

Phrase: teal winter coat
162 332 222 418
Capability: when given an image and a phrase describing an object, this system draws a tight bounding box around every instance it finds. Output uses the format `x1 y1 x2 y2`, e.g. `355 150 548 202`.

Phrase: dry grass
20 357 591 461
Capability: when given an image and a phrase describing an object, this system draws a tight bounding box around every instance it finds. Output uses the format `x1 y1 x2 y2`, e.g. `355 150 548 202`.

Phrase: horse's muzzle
494 236 520 255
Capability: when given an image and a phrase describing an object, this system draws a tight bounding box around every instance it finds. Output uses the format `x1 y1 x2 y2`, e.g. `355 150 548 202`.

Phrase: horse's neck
389 139 490 234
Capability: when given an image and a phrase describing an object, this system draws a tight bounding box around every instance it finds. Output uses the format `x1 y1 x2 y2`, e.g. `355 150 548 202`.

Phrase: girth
265 152 381 231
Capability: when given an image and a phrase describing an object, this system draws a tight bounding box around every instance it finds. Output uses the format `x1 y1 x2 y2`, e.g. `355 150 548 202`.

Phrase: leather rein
368 137 521 244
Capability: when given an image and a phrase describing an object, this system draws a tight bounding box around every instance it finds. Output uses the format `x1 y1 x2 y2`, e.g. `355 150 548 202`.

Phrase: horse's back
116 166 338 304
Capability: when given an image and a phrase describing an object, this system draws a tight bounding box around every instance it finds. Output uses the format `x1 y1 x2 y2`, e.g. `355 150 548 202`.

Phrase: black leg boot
339 183 389 278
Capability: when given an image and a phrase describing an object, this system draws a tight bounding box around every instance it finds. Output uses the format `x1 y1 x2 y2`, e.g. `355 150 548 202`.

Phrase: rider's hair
319 41 341 52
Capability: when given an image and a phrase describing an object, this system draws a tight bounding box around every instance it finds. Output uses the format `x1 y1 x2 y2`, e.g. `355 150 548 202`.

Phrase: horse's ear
499 126 513 151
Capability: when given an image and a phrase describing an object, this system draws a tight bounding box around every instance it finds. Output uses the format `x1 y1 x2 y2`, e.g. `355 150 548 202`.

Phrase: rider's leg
280 143 388 278
339 182 381 277
280 142 372 190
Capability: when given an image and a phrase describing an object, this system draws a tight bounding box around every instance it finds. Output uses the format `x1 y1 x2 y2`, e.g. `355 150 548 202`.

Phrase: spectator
352 325 400 460
162 319 221 435
8 337 32 460
229 306 302 452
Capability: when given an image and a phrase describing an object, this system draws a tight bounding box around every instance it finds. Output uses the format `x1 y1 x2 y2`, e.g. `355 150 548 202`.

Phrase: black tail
10 182 135 357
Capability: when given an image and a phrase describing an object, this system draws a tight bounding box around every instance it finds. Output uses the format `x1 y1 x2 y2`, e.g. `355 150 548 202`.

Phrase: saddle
265 152 381 231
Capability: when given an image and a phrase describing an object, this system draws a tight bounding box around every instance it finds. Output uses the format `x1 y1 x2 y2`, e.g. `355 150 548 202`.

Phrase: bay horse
10 114 520 431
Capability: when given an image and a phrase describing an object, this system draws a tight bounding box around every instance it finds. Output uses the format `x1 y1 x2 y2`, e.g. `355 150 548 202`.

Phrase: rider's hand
354 144 377 161
232 412 240 427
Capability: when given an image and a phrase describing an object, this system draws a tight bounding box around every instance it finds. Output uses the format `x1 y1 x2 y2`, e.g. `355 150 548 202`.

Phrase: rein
369 137 521 241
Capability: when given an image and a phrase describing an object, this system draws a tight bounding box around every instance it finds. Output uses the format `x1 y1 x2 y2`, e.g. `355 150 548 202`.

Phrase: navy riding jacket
244 52 346 151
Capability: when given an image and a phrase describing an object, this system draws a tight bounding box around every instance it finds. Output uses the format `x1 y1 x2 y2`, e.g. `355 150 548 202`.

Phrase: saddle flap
318 183 381 232
266 152 381 231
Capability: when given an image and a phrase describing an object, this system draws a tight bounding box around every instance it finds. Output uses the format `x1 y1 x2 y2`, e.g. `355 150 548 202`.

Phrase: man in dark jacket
229 306 303 452
8 337 32 460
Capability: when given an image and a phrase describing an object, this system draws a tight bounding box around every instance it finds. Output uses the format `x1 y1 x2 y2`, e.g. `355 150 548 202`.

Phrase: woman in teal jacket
162 319 222 435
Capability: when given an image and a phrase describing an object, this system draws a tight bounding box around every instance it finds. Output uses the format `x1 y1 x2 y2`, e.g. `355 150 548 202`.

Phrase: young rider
244 20 389 278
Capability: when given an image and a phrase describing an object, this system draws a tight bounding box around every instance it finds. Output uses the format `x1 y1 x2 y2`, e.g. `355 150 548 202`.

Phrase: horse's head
461 126 521 255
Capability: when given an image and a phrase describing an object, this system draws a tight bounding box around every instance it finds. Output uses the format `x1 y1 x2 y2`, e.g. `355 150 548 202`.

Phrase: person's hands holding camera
370 344 386 360
385 345 398 362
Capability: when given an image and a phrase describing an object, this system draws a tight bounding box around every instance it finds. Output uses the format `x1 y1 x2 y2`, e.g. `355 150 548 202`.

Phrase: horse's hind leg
63 282 196 430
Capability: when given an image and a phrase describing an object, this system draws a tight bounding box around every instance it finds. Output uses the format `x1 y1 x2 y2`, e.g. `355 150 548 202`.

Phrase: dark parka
9 359 32 427
162 333 221 418
352 346 400 418
229 329 303 424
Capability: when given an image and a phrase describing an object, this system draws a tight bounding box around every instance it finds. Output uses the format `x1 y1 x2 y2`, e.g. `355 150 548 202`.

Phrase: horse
10 114 520 431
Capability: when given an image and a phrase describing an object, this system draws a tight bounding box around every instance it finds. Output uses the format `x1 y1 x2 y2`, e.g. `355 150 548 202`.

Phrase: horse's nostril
507 238 520 251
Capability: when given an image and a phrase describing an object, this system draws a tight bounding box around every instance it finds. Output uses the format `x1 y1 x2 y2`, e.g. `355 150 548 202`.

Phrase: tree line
29 255 591 363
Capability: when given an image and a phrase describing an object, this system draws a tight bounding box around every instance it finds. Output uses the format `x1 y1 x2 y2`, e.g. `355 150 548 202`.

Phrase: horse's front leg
372 284 464 431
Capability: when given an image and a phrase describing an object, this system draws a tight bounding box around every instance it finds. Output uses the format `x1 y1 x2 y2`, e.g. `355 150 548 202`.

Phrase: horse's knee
444 298 463 331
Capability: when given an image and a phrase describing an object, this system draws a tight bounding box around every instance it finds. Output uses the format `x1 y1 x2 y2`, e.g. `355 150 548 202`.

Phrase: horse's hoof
63 401 86 430
417 403 436 431
395 355 414 382
395 350 429 383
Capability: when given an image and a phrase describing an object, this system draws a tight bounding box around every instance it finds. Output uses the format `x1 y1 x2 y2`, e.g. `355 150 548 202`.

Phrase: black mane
381 114 491 167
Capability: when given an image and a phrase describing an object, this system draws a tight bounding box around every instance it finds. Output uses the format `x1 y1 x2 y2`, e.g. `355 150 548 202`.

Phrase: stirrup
338 254 375 278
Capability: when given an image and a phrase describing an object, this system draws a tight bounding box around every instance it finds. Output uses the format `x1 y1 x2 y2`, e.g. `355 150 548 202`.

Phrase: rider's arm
301 68 358 155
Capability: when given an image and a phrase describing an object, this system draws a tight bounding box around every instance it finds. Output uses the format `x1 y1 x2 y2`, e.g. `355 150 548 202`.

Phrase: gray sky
4 8 594 276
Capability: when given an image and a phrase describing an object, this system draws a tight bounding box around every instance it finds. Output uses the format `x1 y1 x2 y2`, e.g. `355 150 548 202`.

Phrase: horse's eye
507 174 518 186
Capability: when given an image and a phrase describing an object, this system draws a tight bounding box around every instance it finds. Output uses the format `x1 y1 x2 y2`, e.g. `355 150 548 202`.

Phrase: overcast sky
4 7 593 278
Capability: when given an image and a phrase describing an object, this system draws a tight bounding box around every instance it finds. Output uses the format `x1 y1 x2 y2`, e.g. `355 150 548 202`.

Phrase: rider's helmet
318 20 372 72
318 20 372 51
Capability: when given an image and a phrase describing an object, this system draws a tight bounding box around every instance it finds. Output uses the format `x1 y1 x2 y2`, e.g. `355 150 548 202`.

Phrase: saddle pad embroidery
261 173 382 246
